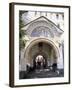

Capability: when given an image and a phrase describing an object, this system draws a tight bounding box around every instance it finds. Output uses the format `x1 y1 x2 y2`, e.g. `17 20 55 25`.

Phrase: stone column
57 44 64 69
50 49 54 66
20 49 27 71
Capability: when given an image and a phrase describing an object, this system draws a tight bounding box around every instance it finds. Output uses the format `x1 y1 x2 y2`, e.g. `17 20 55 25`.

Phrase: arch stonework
24 17 63 37
20 16 64 71
24 38 59 66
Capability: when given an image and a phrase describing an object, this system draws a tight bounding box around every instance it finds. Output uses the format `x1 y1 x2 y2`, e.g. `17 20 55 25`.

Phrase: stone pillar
50 49 54 66
20 49 27 71
57 44 64 69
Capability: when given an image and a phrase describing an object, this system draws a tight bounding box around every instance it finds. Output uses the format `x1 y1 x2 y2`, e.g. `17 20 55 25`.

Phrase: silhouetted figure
43 59 46 68
37 61 41 69
52 63 57 72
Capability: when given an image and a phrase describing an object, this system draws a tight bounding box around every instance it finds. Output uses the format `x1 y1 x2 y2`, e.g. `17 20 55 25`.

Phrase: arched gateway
20 16 64 72
24 38 59 67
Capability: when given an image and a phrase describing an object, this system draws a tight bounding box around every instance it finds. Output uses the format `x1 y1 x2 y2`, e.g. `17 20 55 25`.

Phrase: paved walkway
19 69 64 79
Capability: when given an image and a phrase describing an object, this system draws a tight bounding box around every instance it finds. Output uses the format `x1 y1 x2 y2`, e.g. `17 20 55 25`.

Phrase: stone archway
23 38 59 71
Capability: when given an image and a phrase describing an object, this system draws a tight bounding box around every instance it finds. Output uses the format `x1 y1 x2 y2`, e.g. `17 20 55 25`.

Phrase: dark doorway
33 54 47 70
